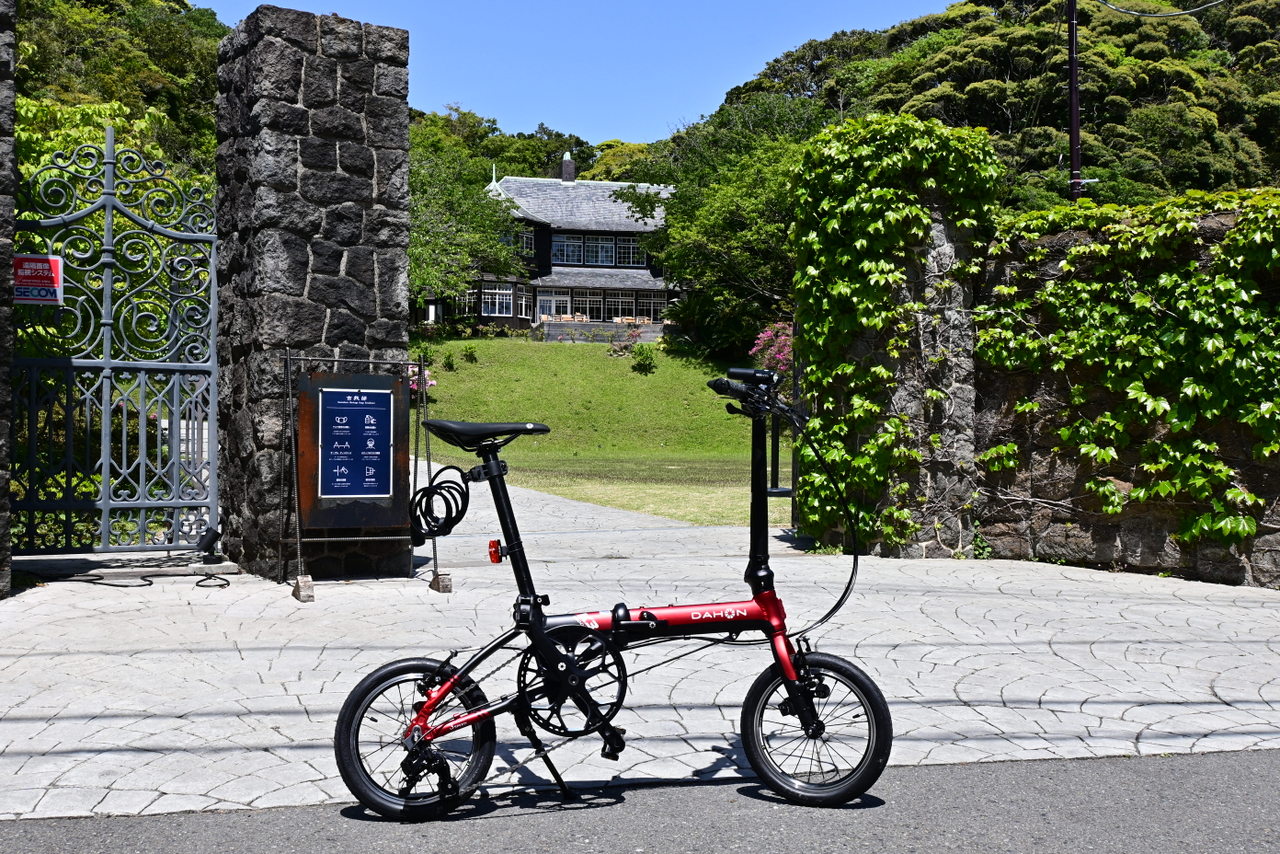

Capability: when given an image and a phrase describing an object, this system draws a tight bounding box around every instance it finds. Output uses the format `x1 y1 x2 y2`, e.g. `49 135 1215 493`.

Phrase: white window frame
519 230 536 256
605 290 635 320
481 282 514 317
573 289 604 321
636 293 666 322
516 285 532 319
551 234 583 265
454 289 478 316
537 288 571 319
584 235 615 266
617 235 646 267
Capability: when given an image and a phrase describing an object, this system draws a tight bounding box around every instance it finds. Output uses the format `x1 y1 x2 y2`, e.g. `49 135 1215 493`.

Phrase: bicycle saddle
424 418 550 452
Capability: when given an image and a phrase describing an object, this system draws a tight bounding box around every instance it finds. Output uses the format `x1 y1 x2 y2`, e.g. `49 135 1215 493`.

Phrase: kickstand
515 711 576 801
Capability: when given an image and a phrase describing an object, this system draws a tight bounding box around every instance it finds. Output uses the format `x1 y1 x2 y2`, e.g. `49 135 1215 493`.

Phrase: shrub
631 343 657 374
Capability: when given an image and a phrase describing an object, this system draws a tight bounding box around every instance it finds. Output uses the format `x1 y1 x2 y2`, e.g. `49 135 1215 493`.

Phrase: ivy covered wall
975 193 1280 588
793 114 1280 588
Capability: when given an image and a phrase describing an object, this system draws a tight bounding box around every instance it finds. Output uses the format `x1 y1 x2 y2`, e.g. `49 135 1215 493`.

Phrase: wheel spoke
743 657 891 804
339 663 494 817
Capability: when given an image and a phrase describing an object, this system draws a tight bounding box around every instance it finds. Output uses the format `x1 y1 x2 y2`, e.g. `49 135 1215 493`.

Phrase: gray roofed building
434 154 676 335
488 176 670 232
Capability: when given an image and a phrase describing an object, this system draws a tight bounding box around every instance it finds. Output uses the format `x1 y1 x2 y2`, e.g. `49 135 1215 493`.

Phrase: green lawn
414 338 792 526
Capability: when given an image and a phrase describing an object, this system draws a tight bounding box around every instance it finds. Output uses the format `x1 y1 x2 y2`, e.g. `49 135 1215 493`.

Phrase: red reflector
488 540 502 563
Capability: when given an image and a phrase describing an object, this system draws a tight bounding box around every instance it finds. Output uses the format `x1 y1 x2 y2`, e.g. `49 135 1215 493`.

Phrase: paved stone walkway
1 480 1278 820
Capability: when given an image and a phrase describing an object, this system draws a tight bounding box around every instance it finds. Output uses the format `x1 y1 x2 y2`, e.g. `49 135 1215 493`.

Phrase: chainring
516 626 627 736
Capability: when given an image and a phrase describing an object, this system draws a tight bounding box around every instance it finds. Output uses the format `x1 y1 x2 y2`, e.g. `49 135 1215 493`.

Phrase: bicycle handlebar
707 376 753 400
707 369 806 428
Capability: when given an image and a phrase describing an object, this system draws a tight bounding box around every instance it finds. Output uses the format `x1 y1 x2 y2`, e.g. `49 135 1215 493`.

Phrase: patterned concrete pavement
1 480 1278 820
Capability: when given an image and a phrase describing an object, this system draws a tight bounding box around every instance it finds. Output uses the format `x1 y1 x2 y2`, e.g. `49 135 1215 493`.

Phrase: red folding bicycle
333 368 892 819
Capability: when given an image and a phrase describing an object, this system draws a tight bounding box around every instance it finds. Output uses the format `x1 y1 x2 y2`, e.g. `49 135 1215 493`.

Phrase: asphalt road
2 750 1276 854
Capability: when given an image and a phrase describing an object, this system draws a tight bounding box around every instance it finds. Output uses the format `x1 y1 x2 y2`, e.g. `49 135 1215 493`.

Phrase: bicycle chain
473 637 737 789
422 633 763 790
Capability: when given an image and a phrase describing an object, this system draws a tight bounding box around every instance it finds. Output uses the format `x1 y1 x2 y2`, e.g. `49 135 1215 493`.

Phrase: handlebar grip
707 377 752 399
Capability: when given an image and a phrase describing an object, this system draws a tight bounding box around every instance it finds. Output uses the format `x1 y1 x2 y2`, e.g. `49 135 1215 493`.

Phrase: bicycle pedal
599 726 627 760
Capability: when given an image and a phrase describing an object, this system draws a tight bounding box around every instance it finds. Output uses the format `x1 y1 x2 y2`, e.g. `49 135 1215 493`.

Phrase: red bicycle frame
406 368 817 752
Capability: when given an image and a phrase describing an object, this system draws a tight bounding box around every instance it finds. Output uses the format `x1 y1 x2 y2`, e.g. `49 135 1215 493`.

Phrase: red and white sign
13 254 64 305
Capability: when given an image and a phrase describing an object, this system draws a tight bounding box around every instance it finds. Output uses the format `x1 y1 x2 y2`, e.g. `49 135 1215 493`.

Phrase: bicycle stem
745 402 776 597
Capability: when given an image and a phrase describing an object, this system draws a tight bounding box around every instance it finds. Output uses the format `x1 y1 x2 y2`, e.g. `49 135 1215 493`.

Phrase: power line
1094 0 1230 19
1067 0 1231 199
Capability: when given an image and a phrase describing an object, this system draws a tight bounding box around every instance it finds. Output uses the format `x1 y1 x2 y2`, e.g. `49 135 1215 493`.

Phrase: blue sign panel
318 388 394 498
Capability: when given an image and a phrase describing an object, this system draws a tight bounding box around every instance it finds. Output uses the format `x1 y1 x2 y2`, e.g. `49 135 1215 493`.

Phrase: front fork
767 630 826 738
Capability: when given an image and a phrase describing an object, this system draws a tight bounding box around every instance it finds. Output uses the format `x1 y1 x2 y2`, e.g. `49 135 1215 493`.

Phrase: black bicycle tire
334 657 496 820
740 652 892 806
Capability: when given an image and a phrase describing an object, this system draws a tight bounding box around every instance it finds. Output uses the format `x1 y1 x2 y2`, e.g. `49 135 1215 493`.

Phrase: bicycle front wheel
334 657 496 820
741 651 892 806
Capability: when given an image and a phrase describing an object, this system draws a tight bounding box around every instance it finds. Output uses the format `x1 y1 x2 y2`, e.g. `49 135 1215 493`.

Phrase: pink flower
408 365 436 393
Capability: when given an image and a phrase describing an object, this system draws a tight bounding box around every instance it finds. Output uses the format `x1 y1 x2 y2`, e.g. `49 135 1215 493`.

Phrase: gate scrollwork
11 128 219 553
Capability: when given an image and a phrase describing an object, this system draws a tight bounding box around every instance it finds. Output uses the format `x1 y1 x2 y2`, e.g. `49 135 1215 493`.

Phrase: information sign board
295 372 410 531
318 388 393 498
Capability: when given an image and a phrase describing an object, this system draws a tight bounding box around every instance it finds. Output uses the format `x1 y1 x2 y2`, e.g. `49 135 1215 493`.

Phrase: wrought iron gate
10 128 219 553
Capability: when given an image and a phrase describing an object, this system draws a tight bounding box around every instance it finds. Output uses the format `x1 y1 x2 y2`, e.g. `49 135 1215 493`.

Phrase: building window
551 234 583 264
537 288 571 320
617 236 646 267
481 283 513 317
605 290 635 320
636 293 666 322
518 230 535 256
584 236 615 266
573 289 604 321
454 289 477 316
516 285 532 319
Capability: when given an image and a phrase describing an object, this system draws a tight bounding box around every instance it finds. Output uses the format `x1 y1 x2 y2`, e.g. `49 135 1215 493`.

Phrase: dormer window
518 230 535 256
617 236 645 267
551 233 647 267
584 236 615 265
551 234 583 264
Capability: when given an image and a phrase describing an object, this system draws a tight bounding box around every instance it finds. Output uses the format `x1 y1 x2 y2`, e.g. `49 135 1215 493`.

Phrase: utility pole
1068 0 1083 200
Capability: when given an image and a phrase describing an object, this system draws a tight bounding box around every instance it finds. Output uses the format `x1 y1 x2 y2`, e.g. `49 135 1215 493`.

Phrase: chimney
560 151 576 184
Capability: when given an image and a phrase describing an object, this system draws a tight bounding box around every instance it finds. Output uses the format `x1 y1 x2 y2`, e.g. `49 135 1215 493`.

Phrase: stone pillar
216 5 411 580
0 0 16 598
881 210 978 559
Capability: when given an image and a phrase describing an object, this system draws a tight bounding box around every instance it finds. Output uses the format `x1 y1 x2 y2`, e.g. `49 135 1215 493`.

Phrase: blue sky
201 1 954 144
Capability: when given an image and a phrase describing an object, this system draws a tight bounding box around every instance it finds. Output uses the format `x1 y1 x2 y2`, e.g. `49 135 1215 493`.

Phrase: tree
16 0 227 172
617 93 832 355
406 123 524 306
723 0 1280 207
479 123 597 178
15 95 169 179
580 139 651 181
654 139 806 354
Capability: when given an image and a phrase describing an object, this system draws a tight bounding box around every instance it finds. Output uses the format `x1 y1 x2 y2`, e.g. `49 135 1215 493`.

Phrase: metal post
1068 0 1083 201
97 127 117 547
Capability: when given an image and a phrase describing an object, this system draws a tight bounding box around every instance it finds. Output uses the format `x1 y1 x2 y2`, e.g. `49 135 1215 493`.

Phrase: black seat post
476 445 538 598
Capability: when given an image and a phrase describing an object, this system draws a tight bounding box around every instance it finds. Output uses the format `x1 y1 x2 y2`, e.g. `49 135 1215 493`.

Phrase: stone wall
216 5 411 580
848 211 1280 589
972 216 1280 588
0 0 15 598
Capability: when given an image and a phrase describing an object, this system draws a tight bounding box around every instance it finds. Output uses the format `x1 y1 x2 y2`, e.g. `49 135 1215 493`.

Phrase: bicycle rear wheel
334 657 495 820
741 651 892 806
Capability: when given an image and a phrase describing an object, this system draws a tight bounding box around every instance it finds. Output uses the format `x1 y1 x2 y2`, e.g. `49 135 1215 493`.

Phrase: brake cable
719 383 867 644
